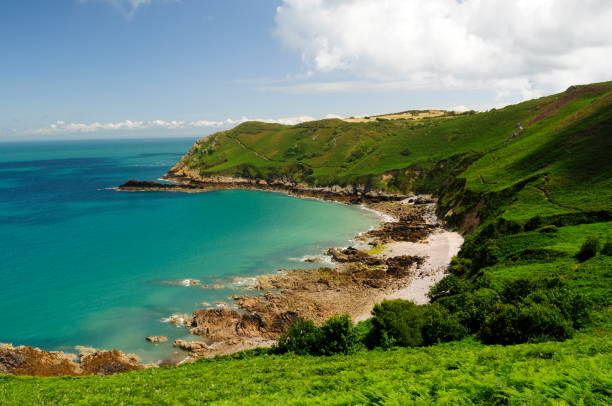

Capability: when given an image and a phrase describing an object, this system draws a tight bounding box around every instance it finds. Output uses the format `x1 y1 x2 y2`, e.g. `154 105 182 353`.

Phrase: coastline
1 178 462 376
154 192 462 361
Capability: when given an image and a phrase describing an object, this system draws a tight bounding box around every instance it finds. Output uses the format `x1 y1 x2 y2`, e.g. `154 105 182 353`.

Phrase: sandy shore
355 229 463 321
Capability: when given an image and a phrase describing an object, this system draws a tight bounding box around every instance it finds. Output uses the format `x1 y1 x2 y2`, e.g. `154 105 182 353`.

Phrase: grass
365 244 387 255
1 335 610 405
2 82 611 404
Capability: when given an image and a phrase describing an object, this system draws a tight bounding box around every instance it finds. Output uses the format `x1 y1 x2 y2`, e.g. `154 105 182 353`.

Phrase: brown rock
79 349 143 375
173 340 210 353
0 343 80 377
145 336 168 343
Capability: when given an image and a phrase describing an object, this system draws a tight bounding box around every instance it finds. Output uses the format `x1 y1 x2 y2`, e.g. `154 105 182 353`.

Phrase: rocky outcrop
0 343 81 377
145 336 168 343
120 166 408 204
172 340 210 355
79 349 143 375
188 308 280 341
162 313 193 327
118 179 205 193
0 343 143 376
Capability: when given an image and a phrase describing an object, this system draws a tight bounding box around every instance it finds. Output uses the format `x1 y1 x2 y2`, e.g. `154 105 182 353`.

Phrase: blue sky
1 0 611 140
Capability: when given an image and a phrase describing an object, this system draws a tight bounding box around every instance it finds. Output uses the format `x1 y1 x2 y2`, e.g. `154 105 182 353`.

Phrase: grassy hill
2 82 611 404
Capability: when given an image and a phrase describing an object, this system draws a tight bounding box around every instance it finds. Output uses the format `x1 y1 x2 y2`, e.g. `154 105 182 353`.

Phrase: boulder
145 336 168 343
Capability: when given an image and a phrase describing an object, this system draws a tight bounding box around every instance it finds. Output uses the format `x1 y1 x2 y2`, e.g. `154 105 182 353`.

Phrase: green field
1 335 610 405
2 82 611 404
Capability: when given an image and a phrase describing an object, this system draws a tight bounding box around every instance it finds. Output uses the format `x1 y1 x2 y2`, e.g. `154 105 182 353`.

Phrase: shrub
576 237 599 262
367 300 425 348
276 315 360 356
318 314 360 355
276 319 320 355
428 275 468 302
421 304 468 345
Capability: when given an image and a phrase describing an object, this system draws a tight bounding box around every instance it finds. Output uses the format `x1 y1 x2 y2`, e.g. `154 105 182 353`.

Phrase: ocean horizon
0 138 380 363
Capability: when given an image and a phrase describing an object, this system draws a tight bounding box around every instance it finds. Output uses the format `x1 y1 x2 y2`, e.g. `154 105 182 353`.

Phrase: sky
1 0 611 140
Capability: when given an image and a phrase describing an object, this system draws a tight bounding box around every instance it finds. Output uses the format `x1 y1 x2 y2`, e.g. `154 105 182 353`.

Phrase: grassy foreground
1 334 610 405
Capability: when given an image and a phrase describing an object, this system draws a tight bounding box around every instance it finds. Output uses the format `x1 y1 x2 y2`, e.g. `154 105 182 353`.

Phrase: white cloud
20 115 321 136
274 0 612 102
80 0 173 20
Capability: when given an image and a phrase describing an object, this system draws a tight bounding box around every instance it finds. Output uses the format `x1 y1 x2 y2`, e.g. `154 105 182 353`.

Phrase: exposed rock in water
145 336 168 343
0 343 143 376
119 179 205 193
303 256 323 263
162 313 193 327
173 340 211 355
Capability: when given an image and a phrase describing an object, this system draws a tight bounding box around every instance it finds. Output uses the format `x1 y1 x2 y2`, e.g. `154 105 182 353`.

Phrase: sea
0 138 380 363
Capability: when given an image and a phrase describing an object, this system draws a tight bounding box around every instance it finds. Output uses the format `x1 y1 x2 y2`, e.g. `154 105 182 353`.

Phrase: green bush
420 304 468 345
367 300 425 348
318 314 361 355
276 319 320 355
576 237 599 262
480 303 574 345
276 315 360 356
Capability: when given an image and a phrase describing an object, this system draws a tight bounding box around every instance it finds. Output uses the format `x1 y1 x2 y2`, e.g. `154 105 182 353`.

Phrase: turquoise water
0 138 379 363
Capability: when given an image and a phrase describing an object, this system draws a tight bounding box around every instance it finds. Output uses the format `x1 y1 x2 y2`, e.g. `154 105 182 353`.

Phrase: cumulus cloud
274 0 612 101
21 115 319 136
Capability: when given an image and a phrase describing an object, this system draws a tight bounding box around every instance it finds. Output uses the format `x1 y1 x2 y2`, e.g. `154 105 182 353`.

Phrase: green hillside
2 82 611 404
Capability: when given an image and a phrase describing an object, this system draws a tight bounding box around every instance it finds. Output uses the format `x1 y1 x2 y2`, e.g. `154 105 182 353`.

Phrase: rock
75 346 98 356
79 349 143 375
0 343 81 376
189 308 269 341
180 279 200 287
162 313 193 327
145 336 168 343
118 179 203 192
303 256 323 263
172 340 210 353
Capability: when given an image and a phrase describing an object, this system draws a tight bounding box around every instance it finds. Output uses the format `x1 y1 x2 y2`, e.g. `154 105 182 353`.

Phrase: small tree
318 314 360 355
421 304 467 345
576 237 599 262
367 300 425 348
276 319 320 355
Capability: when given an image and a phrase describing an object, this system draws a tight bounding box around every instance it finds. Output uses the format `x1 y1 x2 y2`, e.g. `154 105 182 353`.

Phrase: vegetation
2 82 611 404
1 336 610 405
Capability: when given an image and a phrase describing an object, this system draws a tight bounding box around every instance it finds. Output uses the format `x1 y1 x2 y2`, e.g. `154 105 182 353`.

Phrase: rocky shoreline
149 198 460 361
119 172 409 204
1 177 461 376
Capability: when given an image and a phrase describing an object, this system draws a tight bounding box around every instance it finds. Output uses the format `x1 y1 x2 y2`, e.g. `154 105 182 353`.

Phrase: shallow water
0 138 379 362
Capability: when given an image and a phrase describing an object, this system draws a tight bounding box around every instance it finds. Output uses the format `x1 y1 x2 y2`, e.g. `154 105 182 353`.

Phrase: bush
479 302 574 345
421 304 468 345
367 300 425 348
276 315 360 356
318 315 360 355
576 237 599 262
276 319 320 355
